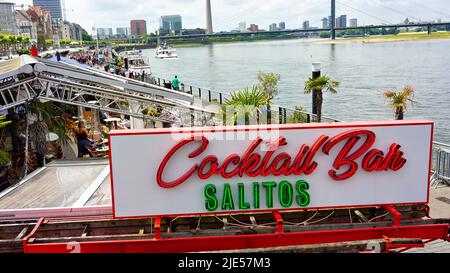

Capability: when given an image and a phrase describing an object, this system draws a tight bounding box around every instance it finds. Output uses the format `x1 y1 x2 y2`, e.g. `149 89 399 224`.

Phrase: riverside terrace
0 56 448 253
0 124 448 253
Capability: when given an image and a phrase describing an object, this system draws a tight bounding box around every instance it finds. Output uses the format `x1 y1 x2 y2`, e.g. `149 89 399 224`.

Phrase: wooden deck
406 185 450 253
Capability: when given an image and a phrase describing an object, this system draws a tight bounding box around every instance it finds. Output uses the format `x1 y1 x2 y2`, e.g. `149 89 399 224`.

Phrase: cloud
14 0 450 33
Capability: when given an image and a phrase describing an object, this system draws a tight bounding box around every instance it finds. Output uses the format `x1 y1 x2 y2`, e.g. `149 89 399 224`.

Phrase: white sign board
109 120 433 218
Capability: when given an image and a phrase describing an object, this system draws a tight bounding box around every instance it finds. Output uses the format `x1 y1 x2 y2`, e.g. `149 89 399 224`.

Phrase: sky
13 0 450 34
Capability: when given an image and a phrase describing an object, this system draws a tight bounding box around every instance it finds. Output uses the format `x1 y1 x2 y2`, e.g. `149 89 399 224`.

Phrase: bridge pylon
331 0 336 40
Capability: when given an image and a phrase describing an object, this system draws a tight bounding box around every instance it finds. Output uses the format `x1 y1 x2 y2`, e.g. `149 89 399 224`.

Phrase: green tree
8 35 16 45
257 72 281 102
384 86 416 120
304 75 339 123
224 86 269 125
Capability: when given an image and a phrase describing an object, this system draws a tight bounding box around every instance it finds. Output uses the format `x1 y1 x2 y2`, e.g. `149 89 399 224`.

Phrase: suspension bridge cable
413 2 450 19
213 3 268 30
336 0 394 25
378 4 422 22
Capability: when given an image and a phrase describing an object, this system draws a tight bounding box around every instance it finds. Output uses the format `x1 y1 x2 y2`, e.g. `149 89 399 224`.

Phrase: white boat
119 49 152 75
155 43 178 59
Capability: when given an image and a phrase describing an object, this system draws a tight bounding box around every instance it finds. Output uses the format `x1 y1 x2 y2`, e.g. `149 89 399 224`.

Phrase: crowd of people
69 50 101 67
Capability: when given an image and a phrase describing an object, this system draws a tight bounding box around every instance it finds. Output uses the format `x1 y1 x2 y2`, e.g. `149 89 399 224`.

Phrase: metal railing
135 74 340 125
431 142 450 187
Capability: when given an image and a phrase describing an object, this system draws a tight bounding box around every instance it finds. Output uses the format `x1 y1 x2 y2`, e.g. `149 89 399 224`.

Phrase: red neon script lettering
156 129 408 188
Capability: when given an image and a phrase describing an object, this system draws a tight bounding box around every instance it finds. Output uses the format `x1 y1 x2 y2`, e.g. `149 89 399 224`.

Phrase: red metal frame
23 221 449 253
383 205 402 227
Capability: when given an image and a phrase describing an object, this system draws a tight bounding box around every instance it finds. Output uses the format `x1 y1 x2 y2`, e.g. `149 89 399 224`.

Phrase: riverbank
319 31 450 44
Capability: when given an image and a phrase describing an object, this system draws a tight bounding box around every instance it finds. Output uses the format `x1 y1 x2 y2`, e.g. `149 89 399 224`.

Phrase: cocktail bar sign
108 120 433 219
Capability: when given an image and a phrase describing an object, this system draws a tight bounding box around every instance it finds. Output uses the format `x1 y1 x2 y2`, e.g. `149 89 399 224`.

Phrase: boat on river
155 42 178 59
119 49 152 75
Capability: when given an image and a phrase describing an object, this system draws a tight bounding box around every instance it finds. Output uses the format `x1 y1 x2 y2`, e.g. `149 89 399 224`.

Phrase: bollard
312 62 321 119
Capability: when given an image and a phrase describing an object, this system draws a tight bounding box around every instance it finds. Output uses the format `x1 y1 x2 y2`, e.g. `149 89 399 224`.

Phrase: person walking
172 75 180 91
56 51 61 62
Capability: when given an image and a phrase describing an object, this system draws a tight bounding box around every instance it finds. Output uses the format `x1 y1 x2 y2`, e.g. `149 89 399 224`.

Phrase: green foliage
0 149 11 168
320 32 331 38
225 86 269 108
82 33 93 41
0 115 11 168
0 34 30 45
0 115 12 129
304 75 340 95
142 107 161 117
257 72 281 102
384 86 416 120
288 106 308 124
224 86 269 125
28 100 75 144
336 27 399 37
304 75 340 123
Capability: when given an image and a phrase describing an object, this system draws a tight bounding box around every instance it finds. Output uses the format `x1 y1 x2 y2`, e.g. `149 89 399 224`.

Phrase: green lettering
238 183 251 210
204 184 218 211
278 181 294 208
253 182 260 209
262 182 277 208
222 184 235 210
296 180 311 207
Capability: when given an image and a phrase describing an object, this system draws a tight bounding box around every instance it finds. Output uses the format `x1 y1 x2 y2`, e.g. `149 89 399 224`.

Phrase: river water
143 39 450 143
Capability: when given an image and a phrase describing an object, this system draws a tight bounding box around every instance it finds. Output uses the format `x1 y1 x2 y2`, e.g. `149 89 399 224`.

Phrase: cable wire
336 0 394 25
379 4 421 22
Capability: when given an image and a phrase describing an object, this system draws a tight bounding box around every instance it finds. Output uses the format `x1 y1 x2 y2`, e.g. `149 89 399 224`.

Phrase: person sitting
75 121 94 158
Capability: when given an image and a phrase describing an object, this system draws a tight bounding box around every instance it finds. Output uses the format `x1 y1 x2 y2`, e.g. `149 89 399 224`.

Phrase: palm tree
304 75 340 123
384 86 416 120
224 86 269 125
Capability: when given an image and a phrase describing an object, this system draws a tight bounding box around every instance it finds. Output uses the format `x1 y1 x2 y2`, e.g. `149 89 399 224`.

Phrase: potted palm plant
224 86 269 125
384 86 416 120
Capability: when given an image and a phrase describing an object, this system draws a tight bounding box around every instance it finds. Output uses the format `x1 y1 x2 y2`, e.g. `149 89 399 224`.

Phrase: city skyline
12 0 450 34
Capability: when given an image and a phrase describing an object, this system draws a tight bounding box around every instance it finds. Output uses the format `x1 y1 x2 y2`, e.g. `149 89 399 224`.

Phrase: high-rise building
248 24 259 32
159 15 182 35
116 27 130 37
33 0 63 20
238 22 246 32
322 17 329 29
302 20 310 30
206 0 213 35
336 15 347 28
269 23 278 31
350 18 358 27
97 28 113 39
279 22 286 30
130 20 147 36
0 2 17 35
